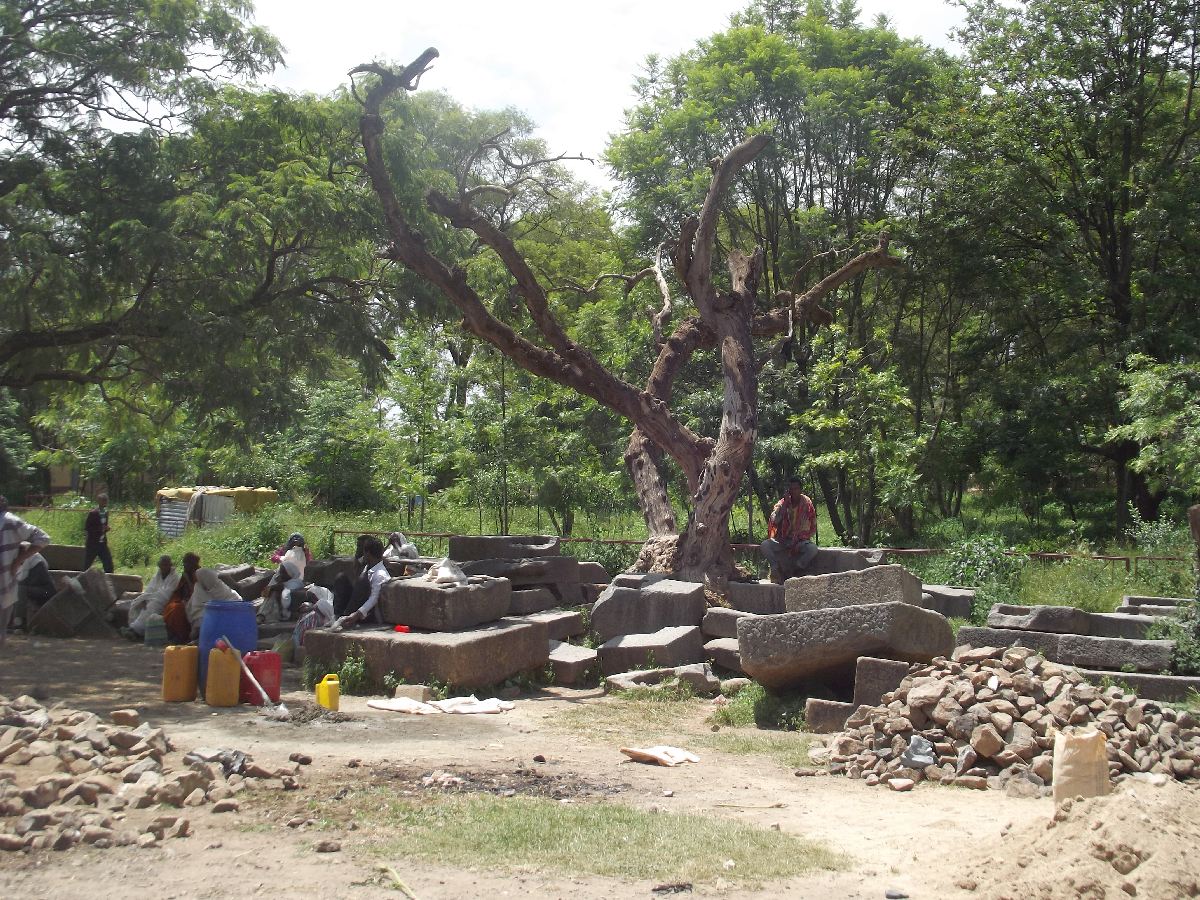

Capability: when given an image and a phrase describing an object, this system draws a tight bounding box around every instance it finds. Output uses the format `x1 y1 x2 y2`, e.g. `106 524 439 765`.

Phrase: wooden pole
1189 504 1200 598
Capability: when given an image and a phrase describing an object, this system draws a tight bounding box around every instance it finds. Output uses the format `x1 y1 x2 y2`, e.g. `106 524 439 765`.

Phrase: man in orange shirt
760 477 818 583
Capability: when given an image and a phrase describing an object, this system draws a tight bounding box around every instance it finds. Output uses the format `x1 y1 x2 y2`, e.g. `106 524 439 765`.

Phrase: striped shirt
0 512 51 609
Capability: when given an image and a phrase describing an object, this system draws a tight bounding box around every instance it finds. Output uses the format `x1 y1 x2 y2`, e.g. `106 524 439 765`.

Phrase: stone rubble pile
0 694 301 852
820 644 1200 795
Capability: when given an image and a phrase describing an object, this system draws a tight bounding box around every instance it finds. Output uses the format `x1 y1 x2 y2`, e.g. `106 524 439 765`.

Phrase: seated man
125 555 181 639
332 538 388 630
760 477 818 584
15 542 56 629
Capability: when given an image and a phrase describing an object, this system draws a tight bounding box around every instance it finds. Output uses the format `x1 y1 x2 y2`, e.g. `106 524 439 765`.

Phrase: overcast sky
250 1 965 187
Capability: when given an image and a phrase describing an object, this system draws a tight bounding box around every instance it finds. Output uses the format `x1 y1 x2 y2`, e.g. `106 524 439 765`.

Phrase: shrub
1147 603 1200 676
213 509 286 565
115 519 162 567
709 682 806 731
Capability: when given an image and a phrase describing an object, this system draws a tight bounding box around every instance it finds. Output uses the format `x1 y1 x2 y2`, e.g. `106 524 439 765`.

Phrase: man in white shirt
333 538 388 630
0 495 51 649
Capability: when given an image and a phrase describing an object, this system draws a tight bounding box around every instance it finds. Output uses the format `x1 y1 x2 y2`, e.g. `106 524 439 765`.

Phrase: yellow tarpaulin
155 486 278 514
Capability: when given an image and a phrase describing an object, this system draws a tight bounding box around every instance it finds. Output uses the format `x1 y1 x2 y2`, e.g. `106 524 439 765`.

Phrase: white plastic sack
620 745 700 767
368 697 440 715
1052 728 1110 806
424 557 468 586
431 695 513 715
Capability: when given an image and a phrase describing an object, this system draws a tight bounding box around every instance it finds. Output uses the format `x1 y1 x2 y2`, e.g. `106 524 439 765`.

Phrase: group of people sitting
118 529 420 653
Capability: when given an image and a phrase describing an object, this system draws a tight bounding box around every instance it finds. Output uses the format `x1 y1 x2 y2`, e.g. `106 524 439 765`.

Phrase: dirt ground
1 634 1193 899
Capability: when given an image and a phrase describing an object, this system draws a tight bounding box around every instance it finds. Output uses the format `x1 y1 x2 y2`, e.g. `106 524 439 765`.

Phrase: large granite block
590 579 706 643
508 586 559 615
304 620 548 691
40 544 86 571
577 561 610 583
597 626 705 675
77 568 117 611
377 575 510 630
988 604 1091 635
955 626 1063 659
1122 595 1194 608
1116 604 1179 617
448 535 560 561
704 638 742 673
612 573 668 589
1088 612 1155 640
723 581 784 615
701 606 756 639
460 556 580 604
305 556 359 589
738 602 953 691
919 584 975 619
784 564 923 612
107 573 144 596
1057 634 1174 673
852 656 912 708
236 571 271 600
805 698 855 734
1077 669 1200 702
548 640 596 685
803 548 885 575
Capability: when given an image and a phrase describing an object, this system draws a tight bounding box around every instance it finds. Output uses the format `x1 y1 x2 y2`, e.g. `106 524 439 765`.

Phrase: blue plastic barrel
197 599 258 696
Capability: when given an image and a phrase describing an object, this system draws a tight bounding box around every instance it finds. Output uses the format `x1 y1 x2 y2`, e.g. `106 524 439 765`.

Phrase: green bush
563 539 640 577
709 682 806 731
115 519 162 567
336 649 370 695
213 509 286 565
1147 603 1200 676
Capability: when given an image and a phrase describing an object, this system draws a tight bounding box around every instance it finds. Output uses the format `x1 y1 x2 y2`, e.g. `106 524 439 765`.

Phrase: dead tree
352 49 901 586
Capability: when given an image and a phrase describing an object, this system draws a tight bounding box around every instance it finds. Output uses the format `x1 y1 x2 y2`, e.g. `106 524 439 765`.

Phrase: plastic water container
197 599 257 695
205 645 241 707
240 650 282 705
315 674 340 711
143 614 169 648
161 645 198 701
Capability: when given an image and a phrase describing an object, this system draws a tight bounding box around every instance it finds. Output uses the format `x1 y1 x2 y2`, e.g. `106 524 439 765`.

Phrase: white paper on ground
619 746 701 766
367 697 440 715
366 695 514 715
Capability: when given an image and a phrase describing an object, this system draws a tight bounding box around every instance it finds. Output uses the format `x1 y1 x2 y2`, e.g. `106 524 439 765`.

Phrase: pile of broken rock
817 644 1200 795
0 693 300 851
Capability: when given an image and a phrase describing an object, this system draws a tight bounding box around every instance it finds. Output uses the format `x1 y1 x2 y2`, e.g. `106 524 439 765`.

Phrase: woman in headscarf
162 553 201 644
125 555 181 638
187 566 243 640
290 583 336 653
262 532 308 621
383 531 418 562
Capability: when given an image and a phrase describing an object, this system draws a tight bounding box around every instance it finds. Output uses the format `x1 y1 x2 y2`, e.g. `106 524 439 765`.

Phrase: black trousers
84 541 114 573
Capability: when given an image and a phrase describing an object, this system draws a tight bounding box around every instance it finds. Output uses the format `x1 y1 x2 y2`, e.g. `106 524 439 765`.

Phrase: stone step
955 626 1173 674
504 608 585 641
590 579 705 643
304 619 548 691
988 603 1155 640
1076 669 1200 703
597 625 705 675
548 640 596 685
722 581 784 615
704 637 742 673
701 606 756 639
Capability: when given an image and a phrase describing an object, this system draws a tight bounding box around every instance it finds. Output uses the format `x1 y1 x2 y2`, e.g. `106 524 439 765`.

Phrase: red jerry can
239 650 282 705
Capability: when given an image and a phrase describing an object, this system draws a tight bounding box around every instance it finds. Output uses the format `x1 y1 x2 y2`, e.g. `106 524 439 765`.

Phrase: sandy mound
949 780 1200 899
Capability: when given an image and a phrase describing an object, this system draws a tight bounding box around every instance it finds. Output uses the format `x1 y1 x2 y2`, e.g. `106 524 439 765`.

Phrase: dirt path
0 634 1055 898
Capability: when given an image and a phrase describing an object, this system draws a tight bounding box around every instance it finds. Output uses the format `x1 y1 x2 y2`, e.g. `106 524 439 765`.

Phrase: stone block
803 547 885 575
304 557 359 589
597 626 705 675
919 584 975 618
590 579 706 643
304 620 548 691
447 535 560 561
508 587 558 616
1116 604 1180 617
738 602 953 691
577 561 610 583
852 656 912 708
40 545 86 571
1076 669 1200 703
988 604 1091 635
603 663 718 695
215 564 255 588
28 580 115 639
704 638 742 673
1122 595 1193 608
504 608 585 641
611 573 668 589
236 572 271 601
548 641 597 685
107 573 144 596
722 581 785 615
955 626 1063 659
460 557 580 604
377 576 510 631
77 568 117 611
784 564 922 612
805 698 855 734
701 606 756 639
1056 634 1173 673
1087 613 1154 640
581 583 605 604
393 684 433 702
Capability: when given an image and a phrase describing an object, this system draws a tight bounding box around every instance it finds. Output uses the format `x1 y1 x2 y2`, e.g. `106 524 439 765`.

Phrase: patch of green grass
356 793 842 882
693 730 812 769
708 682 806 731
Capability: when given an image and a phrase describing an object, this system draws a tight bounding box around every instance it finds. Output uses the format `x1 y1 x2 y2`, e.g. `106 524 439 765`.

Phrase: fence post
1189 504 1200 598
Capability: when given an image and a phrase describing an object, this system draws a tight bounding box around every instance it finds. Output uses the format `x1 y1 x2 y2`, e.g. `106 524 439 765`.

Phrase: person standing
0 495 51 648
84 492 114 573
760 477 819 583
